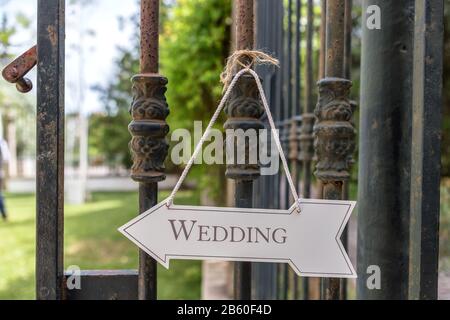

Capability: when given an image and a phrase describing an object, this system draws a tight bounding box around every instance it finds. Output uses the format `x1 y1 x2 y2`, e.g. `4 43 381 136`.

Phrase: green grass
0 191 202 300
2 182 449 299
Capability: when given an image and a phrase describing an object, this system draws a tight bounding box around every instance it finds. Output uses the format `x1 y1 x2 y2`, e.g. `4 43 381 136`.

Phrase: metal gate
1 0 443 300
253 0 355 300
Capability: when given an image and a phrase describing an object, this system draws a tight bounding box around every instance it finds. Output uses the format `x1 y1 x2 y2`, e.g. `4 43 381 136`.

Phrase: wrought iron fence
1 0 443 301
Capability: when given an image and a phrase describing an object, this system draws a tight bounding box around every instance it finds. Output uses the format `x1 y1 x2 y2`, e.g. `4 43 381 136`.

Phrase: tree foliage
92 0 450 186
92 0 231 185
161 0 232 203
161 0 231 130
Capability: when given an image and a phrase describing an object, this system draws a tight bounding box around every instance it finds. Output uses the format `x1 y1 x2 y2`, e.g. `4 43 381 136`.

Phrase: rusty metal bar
290 0 302 300
278 0 292 300
140 0 159 73
137 182 159 299
284 0 296 300
304 0 327 301
36 0 65 300
343 0 352 80
408 0 443 300
304 0 314 117
235 0 254 50
325 0 345 78
286 0 293 124
280 0 292 225
228 0 260 300
320 0 347 300
319 0 327 80
294 0 301 117
300 0 316 300
129 0 169 300
2 45 37 93
315 0 354 300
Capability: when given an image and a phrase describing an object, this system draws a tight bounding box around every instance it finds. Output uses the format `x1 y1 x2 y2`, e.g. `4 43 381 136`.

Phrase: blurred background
0 0 449 299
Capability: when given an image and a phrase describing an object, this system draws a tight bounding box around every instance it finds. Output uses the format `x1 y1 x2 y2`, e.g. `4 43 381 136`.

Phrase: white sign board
119 198 357 278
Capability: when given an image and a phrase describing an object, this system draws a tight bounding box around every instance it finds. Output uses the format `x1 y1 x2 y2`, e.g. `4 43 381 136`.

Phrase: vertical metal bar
300 0 316 300
294 0 301 117
253 0 281 300
140 0 159 74
234 182 253 299
138 183 158 299
129 0 169 300
340 0 353 301
139 0 158 301
315 0 354 300
229 0 259 300
281 0 293 300
286 0 293 121
325 0 345 78
357 0 415 300
316 1 327 302
304 0 315 118
289 0 302 300
275 0 285 299
304 0 326 301
235 0 255 50
36 0 65 300
408 0 443 300
343 0 352 81
319 0 327 81
323 1 346 301
253 0 265 300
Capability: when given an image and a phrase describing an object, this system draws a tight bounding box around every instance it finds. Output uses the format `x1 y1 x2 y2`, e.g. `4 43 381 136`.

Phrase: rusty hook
1 45 37 93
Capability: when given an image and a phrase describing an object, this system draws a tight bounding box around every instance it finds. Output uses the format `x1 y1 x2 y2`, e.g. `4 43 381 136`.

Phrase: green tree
93 0 232 203
160 0 231 204
161 0 231 129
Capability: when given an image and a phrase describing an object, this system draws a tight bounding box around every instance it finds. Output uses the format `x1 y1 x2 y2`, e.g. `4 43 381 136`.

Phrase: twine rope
220 50 279 92
167 50 301 213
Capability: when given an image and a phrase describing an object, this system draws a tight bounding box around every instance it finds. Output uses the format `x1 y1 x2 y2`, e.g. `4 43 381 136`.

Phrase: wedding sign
119 63 357 279
119 198 356 278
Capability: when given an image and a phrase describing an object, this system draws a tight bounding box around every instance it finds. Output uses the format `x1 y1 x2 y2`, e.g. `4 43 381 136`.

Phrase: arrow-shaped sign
119 199 356 278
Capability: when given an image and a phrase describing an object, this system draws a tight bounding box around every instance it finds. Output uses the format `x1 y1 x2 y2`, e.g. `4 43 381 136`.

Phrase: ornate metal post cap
129 73 170 183
314 77 355 182
316 77 352 113
224 73 264 181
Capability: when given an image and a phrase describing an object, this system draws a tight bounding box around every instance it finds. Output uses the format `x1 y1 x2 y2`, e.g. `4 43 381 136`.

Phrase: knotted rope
167 50 301 213
220 49 279 92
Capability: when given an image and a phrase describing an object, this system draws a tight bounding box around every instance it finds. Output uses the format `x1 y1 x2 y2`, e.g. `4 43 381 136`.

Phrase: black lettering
272 228 287 244
198 225 211 241
247 227 253 243
230 226 245 242
212 226 228 242
168 220 197 240
255 227 270 243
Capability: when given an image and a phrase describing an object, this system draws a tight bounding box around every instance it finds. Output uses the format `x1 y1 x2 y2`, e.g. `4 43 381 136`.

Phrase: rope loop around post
167 51 301 213
220 49 279 92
